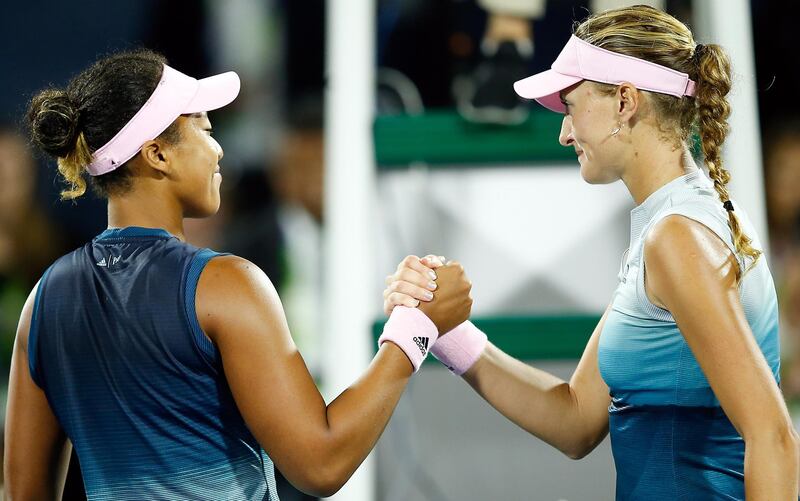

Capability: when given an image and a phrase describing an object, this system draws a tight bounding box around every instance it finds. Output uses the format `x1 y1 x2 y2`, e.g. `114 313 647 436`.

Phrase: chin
185 200 221 218
579 163 617 185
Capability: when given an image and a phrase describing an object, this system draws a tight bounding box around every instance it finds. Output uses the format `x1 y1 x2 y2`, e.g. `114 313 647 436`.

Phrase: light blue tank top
597 169 780 499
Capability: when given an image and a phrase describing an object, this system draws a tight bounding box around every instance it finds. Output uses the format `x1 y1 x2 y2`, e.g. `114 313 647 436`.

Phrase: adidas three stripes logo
412 336 429 356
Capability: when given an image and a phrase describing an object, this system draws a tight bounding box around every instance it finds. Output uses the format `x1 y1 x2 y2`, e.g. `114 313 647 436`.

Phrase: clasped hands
383 254 473 335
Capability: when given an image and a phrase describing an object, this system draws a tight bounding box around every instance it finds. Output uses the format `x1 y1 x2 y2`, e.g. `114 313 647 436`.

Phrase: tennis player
4 49 473 499
385 6 799 499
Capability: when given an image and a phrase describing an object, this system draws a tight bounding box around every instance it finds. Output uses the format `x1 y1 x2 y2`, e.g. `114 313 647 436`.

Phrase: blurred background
0 0 798 499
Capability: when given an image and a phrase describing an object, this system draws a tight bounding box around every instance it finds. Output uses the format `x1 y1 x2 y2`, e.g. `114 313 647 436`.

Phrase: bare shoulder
195 254 286 343
644 214 738 306
16 282 41 354
199 254 276 294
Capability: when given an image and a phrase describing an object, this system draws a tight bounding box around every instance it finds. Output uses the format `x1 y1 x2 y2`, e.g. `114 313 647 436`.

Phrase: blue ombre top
598 170 780 500
28 227 279 500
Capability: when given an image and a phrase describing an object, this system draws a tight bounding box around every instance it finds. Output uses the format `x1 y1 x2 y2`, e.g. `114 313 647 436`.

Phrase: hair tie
723 200 734 212
693 43 706 64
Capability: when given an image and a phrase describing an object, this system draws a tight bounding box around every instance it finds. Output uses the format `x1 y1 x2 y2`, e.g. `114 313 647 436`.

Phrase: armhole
184 249 228 366
637 208 741 320
28 267 53 388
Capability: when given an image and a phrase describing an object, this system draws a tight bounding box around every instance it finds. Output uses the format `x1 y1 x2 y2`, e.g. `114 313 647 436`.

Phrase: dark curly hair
27 49 181 200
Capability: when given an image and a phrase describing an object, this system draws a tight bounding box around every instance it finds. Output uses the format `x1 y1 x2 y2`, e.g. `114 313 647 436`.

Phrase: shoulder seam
183 249 228 367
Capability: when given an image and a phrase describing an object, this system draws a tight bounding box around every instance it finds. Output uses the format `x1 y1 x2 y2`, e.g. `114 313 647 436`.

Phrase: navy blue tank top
28 227 279 500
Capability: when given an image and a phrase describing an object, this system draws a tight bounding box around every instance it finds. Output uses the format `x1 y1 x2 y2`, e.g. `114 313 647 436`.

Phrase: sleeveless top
28 227 279 500
597 170 780 500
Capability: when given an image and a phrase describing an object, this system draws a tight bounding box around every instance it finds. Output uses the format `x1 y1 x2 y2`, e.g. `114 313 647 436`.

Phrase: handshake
379 255 486 374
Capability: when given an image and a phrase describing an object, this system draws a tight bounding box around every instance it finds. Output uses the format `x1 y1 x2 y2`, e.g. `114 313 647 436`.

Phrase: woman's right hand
383 255 473 334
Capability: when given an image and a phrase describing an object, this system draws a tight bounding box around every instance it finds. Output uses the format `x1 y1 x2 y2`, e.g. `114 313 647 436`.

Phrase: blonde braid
695 44 761 280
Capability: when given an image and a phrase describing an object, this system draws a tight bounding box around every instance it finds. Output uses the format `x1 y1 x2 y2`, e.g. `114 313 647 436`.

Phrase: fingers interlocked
382 255 443 316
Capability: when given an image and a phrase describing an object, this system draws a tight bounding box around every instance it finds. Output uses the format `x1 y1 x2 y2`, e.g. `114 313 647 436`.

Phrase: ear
139 139 173 176
616 82 640 124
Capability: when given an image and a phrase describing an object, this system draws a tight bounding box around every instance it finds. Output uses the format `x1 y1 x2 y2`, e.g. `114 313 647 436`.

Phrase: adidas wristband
378 306 438 372
430 321 487 376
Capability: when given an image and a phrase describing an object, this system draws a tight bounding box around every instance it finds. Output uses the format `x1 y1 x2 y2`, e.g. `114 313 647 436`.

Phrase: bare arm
196 255 471 497
462 304 612 459
384 255 613 459
4 284 72 500
645 215 799 500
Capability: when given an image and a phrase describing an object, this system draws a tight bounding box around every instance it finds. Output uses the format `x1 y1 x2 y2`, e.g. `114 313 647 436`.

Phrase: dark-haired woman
385 6 799 500
4 49 473 500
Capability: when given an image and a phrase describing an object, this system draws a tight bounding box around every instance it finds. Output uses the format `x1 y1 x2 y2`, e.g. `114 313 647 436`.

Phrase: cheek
571 118 596 147
570 109 594 138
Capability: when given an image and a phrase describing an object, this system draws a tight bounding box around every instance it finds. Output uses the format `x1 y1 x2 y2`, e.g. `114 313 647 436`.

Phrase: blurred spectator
271 96 325 382
0 126 71 488
380 0 668 123
217 168 286 291
453 0 540 124
0 127 67 375
456 0 666 124
763 119 800 400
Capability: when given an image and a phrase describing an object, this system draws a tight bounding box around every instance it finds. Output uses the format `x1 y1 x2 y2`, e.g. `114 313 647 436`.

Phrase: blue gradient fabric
598 170 780 500
28 227 279 500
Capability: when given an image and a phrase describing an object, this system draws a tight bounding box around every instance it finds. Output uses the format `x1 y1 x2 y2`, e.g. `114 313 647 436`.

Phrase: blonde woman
385 6 799 499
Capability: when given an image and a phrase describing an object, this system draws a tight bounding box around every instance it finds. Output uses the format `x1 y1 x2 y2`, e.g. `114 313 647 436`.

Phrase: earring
610 123 622 136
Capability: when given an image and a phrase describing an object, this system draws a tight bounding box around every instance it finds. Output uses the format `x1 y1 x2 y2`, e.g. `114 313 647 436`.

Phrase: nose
558 115 574 147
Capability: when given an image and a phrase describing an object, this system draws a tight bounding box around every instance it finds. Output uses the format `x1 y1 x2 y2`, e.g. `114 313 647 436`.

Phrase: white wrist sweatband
378 306 438 372
430 321 487 375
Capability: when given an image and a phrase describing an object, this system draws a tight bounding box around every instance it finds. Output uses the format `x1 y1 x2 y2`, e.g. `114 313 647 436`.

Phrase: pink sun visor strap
514 35 697 113
430 321 487 376
86 64 240 176
378 306 439 372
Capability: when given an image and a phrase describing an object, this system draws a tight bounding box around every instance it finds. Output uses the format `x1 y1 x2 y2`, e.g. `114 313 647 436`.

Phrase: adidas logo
412 336 429 356
96 256 121 267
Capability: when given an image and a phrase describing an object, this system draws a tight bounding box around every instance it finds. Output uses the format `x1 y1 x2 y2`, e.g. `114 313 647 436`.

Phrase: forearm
463 342 596 457
320 343 413 488
744 432 799 500
4 443 69 501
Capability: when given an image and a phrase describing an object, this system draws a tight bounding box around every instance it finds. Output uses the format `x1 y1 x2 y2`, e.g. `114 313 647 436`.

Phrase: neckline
96 226 175 240
628 169 711 248
631 169 704 221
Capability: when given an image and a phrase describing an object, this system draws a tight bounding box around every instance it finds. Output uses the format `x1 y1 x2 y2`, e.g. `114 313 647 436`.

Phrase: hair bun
28 89 81 158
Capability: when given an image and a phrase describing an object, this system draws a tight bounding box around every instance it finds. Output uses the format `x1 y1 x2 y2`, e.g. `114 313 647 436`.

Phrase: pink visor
514 35 696 113
86 64 241 176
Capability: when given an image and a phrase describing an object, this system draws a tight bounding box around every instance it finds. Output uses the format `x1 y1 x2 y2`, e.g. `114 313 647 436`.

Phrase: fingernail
413 299 420 307
428 271 437 280
424 291 434 300
428 281 437 290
